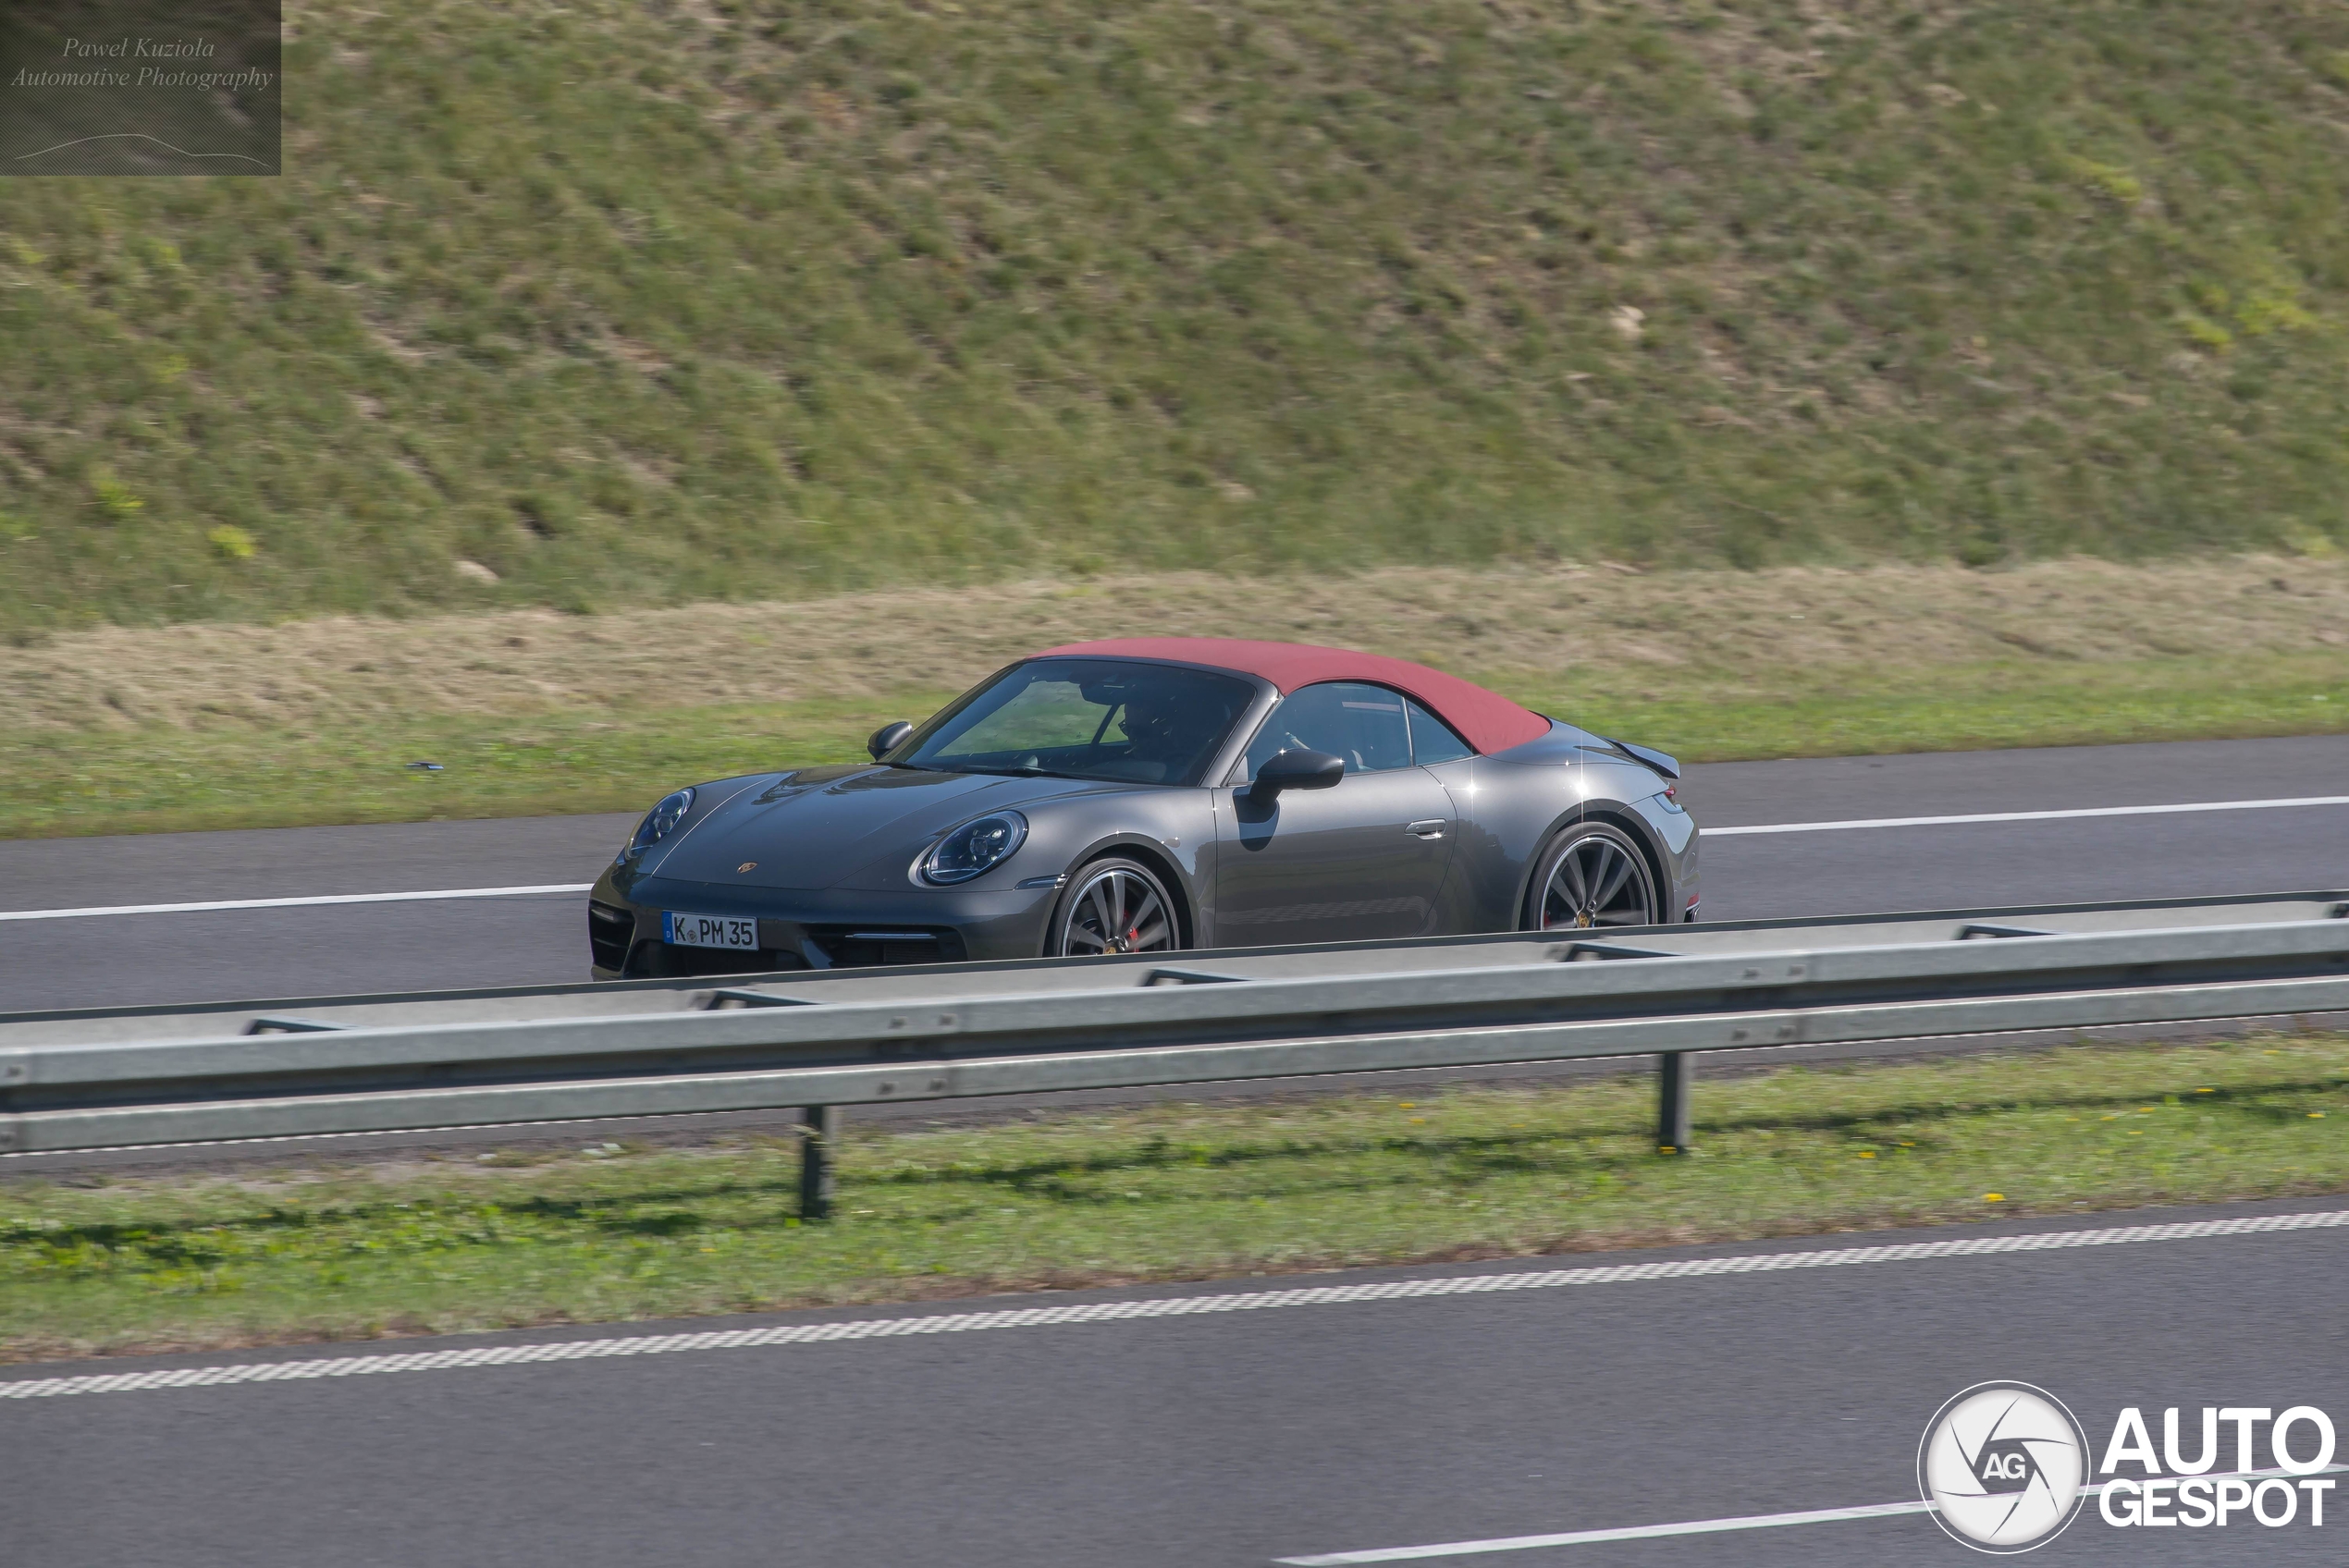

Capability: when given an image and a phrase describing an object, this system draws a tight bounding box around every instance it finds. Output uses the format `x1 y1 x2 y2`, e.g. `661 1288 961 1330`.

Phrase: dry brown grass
7 556 2346 735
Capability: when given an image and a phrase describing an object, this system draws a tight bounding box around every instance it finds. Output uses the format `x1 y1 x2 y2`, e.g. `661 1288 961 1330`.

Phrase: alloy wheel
1056 861 1179 956
1533 827 1656 930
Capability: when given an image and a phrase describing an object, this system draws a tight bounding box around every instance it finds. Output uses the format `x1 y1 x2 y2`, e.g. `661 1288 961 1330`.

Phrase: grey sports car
587 637 1698 977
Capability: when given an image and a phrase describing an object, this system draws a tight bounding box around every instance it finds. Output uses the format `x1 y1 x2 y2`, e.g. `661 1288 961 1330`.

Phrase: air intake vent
804 926 967 968
587 901 635 972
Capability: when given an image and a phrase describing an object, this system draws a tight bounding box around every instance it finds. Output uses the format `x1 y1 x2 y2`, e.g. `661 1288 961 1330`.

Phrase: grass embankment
5 557 2344 838
5 0 2349 632
4 1035 2344 1362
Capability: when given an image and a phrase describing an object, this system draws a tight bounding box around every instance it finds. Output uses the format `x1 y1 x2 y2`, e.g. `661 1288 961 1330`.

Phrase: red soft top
1034 637 1553 756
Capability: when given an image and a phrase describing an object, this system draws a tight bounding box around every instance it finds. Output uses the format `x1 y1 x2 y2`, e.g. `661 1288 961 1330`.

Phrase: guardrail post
800 1105 841 1220
1656 1052 1692 1154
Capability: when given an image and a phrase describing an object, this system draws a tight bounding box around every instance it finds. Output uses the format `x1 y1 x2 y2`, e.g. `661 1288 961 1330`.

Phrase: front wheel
1524 822 1658 931
1050 857 1183 957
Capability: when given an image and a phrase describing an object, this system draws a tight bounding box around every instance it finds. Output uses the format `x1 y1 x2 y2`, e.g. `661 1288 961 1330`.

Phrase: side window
1239 682 1414 779
1406 698 1475 766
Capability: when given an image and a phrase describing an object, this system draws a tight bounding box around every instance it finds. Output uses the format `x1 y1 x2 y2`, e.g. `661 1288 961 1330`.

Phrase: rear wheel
1050 857 1182 957
1524 823 1658 931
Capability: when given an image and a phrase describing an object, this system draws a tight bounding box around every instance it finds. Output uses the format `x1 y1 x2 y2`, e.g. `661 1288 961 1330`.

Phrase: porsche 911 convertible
587 638 1698 976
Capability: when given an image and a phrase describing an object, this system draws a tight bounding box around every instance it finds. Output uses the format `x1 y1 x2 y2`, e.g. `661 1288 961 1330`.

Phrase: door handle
1405 820 1447 839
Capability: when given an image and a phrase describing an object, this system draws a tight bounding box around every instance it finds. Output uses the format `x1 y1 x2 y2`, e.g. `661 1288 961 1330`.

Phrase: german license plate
662 912 758 949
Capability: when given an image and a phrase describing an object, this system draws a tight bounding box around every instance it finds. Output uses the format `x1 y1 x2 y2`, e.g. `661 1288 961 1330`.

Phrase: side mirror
867 720 915 761
1249 748 1345 805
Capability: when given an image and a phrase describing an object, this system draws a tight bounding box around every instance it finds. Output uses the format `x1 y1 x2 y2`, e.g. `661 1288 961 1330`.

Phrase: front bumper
587 867 1064 979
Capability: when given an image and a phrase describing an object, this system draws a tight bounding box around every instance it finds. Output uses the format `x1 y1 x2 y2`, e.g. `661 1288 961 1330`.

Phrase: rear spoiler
1604 738 1680 781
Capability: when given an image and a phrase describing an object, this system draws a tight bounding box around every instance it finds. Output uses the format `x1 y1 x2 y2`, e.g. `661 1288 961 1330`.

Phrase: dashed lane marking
1273 1465 2349 1563
12 798 2348 923
0 885 594 923
1707 794 2349 837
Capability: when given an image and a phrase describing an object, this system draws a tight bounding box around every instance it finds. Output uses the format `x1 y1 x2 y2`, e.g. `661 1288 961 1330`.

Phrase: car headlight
620 787 695 862
919 812 1027 885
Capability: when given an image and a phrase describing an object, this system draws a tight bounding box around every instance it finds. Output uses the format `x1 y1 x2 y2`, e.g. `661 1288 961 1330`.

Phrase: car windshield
896 659 1257 786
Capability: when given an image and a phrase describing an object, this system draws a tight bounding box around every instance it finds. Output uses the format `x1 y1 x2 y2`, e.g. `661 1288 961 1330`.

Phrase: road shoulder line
6 1207 2344 1401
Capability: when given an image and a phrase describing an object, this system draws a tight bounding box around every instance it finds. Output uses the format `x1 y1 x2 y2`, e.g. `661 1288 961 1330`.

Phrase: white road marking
0 884 594 924
1274 1501 1937 1563
1276 1465 2349 1563
9 794 2347 926
3 1207 2342 1401
1707 794 2349 838
15 796 2348 925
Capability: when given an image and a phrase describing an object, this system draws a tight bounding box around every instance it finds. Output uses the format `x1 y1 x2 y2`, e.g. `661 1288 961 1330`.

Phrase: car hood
642 764 1119 889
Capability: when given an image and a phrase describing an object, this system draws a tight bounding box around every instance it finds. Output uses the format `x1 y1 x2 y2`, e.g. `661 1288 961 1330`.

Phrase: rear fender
1514 799 1678 929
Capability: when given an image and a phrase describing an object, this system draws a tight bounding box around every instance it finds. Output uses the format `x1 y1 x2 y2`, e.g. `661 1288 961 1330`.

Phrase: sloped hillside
3 0 2347 630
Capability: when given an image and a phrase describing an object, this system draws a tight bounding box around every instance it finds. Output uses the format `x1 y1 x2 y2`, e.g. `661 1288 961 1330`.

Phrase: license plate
662 912 759 950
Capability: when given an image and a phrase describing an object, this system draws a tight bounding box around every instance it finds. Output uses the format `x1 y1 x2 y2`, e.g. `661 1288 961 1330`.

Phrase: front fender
830 789 1218 951
1052 829 1211 949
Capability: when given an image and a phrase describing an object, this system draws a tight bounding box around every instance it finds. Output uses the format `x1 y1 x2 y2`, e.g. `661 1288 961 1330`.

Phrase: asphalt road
7 1195 2343 1567
4 734 2346 1014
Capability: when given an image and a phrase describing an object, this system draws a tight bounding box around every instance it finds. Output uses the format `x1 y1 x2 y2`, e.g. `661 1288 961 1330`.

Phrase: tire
1523 822 1659 931
1049 857 1184 957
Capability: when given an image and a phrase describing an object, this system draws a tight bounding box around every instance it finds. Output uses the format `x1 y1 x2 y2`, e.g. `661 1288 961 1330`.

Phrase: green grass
0 693 937 839
1529 653 2349 768
5 1035 2344 1361
9 652 2345 839
6 0 2349 633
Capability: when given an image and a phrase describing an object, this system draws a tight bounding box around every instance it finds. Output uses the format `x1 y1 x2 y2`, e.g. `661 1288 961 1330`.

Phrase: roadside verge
3 1032 2343 1363
6 557 2346 839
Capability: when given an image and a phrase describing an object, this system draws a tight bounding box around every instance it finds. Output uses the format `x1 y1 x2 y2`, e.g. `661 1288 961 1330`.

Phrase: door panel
1211 769 1457 945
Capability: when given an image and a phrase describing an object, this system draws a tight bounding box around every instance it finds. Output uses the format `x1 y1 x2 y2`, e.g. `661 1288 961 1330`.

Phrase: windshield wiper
931 763 1083 780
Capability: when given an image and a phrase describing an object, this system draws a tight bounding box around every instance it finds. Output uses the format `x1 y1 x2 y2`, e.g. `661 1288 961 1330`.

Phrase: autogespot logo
1918 1382 2091 1553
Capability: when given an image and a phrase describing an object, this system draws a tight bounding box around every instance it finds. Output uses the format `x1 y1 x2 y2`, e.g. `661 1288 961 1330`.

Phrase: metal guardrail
2 890 2345 1214
7 888 2344 1046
